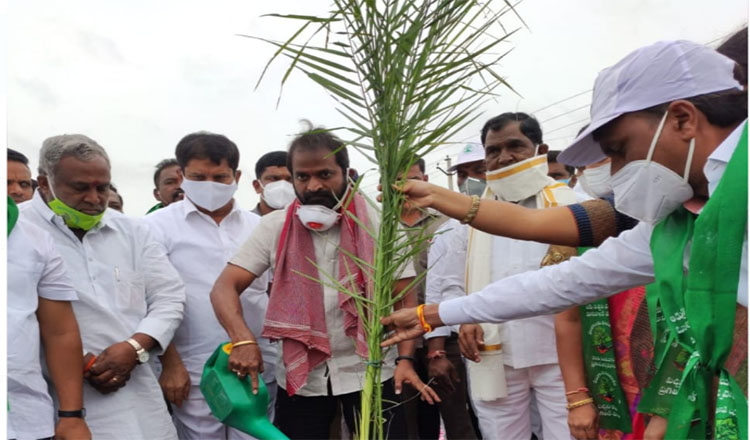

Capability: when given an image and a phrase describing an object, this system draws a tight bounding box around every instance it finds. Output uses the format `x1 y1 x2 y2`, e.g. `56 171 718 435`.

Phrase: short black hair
717 27 747 85
547 150 575 175
109 183 118 193
255 151 288 179
153 158 180 188
287 123 349 173
415 158 426 174
481 112 543 146
8 148 29 166
175 132 240 172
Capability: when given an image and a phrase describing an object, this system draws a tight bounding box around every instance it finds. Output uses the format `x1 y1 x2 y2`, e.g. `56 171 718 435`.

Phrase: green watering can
200 342 288 440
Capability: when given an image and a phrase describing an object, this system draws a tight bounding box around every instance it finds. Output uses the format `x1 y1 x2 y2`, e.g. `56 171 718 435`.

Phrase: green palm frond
255 1 516 437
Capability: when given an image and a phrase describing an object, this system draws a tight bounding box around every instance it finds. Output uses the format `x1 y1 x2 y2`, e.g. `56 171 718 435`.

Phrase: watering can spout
200 342 289 440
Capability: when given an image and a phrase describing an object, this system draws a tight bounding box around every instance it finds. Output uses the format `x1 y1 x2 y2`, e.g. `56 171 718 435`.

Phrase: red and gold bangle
417 304 432 333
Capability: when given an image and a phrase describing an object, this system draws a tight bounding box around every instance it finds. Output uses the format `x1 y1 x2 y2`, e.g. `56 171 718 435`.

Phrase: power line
529 89 592 115
539 103 589 124
545 117 590 135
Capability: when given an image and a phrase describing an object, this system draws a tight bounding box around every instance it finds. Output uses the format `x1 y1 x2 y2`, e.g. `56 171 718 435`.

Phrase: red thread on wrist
565 387 589 396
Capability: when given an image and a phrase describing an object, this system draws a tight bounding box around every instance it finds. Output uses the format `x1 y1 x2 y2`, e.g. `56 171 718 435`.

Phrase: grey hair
38 134 111 179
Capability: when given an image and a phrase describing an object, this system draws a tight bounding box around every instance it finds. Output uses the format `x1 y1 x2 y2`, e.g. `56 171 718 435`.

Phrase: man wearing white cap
449 142 487 196
382 40 748 439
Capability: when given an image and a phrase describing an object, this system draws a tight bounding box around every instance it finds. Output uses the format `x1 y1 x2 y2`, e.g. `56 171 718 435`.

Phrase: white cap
559 40 742 167
448 143 485 172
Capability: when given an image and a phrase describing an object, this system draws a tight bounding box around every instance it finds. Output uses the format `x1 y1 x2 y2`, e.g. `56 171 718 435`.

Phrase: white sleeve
439 222 656 325
134 224 186 354
25 222 78 302
425 220 467 339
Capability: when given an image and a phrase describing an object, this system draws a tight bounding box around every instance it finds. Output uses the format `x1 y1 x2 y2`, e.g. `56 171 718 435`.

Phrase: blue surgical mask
556 178 570 185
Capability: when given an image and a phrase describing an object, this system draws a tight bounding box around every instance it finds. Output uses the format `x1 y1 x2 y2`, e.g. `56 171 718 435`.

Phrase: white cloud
8 0 747 214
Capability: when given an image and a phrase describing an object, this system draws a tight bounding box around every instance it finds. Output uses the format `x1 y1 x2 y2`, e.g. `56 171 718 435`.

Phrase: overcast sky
7 0 747 215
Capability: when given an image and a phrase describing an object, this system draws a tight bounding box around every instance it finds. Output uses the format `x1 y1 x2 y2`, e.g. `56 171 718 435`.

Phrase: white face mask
181 178 238 212
611 111 695 224
458 177 487 197
296 204 341 231
485 153 551 202
260 180 296 209
579 162 613 198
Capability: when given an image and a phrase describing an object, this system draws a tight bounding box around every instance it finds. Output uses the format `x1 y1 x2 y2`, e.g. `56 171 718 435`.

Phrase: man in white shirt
145 132 278 440
445 112 576 439
8 198 91 440
210 126 438 439
251 151 294 216
21 134 186 440
383 40 747 439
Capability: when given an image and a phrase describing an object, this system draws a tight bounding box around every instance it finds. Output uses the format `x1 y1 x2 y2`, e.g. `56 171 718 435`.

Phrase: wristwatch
126 338 150 364
58 408 86 418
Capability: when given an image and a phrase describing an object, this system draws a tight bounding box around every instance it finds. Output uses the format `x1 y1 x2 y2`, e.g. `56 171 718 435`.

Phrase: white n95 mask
579 162 613 198
181 178 238 212
485 154 550 202
296 204 341 231
261 180 296 209
611 111 695 224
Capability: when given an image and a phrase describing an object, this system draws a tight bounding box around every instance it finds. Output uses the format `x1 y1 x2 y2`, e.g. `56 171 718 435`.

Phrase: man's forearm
211 280 256 342
394 279 418 356
39 300 84 411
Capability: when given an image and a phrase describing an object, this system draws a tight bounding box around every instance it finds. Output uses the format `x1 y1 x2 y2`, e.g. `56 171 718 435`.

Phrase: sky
7 0 747 215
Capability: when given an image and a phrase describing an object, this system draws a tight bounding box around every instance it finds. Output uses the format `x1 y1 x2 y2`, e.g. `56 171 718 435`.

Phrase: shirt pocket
114 267 147 316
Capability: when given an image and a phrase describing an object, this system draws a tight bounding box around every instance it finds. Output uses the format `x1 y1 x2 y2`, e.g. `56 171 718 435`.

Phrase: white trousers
471 364 570 440
172 381 277 440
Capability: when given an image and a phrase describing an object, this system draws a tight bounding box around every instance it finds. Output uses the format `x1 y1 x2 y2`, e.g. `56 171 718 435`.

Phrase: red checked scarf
263 193 374 396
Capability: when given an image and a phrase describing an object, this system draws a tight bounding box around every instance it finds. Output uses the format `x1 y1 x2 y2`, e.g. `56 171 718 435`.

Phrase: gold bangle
566 397 595 410
460 195 481 225
231 340 258 349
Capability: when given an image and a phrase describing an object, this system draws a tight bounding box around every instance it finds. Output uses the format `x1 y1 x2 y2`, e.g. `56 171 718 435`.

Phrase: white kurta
439 120 748 326
21 192 185 440
8 216 79 440
144 198 278 439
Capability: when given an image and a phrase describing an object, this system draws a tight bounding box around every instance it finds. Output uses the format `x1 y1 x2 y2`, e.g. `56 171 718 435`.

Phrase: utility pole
444 155 454 191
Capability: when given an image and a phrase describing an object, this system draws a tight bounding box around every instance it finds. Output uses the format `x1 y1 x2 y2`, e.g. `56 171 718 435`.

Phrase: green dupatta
645 123 748 439
8 196 18 236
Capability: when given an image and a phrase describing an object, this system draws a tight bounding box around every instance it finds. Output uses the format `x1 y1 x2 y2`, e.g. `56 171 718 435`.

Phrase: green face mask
47 187 105 231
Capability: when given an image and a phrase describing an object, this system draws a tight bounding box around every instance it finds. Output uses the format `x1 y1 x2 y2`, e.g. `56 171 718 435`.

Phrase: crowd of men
6 30 748 440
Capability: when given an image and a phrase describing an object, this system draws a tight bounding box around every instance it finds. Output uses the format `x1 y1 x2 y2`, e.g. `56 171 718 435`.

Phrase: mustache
300 190 345 209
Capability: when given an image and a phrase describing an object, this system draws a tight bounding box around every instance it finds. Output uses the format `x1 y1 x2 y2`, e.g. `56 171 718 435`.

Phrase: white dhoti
472 364 569 440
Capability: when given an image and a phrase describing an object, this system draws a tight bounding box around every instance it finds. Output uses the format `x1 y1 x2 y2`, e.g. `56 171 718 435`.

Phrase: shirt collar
181 197 241 220
704 119 747 197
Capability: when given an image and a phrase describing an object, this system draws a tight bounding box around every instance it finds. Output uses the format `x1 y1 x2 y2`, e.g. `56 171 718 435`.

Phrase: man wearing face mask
210 125 439 439
20 134 185 440
437 112 577 439
144 132 278 440
381 40 748 440
451 142 487 196
251 151 295 216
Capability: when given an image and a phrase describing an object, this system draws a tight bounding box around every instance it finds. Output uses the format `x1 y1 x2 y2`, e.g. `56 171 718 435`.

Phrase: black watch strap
58 408 86 418
394 355 416 366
